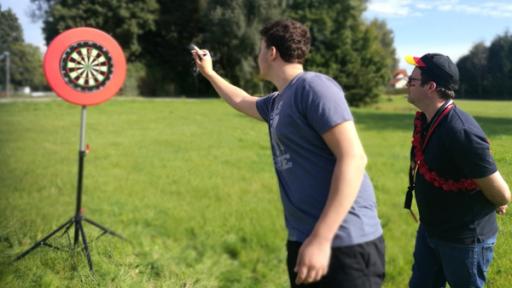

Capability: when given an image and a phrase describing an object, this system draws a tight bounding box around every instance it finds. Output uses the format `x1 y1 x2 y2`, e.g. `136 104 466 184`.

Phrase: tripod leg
14 218 74 261
59 220 74 248
78 221 94 272
83 218 127 241
73 218 80 248
61 219 74 236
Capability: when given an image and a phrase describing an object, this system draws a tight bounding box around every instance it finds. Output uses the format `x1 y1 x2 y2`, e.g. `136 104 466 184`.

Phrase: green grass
0 96 511 287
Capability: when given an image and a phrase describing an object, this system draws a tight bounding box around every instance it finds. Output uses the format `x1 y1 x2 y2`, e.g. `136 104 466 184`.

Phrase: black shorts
286 236 385 288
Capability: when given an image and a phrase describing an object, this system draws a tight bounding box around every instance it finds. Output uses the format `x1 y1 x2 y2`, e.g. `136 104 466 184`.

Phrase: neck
270 64 304 92
422 99 448 122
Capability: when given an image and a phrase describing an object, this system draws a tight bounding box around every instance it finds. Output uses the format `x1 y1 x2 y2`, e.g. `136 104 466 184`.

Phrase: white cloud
438 4 455 11
448 2 512 17
367 0 512 18
367 0 413 17
414 3 433 10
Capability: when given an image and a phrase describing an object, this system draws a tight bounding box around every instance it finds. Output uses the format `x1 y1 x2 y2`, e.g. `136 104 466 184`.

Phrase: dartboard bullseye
61 42 113 92
44 27 126 106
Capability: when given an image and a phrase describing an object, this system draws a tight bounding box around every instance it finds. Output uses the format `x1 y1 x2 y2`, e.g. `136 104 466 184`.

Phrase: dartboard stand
13 28 128 273
14 106 126 272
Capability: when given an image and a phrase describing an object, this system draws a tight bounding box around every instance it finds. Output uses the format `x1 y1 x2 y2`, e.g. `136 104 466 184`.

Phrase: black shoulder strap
404 161 415 210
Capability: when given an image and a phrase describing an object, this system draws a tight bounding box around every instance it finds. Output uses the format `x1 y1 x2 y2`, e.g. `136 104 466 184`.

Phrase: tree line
457 31 512 100
0 1 398 105
0 5 46 92
5 2 512 102
26 0 397 106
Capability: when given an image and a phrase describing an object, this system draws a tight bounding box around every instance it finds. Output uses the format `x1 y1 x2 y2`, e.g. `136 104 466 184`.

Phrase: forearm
206 71 261 119
475 171 511 206
311 154 367 242
192 48 261 119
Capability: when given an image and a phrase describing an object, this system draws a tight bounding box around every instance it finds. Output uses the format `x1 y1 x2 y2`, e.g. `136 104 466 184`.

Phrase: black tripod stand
14 106 125 272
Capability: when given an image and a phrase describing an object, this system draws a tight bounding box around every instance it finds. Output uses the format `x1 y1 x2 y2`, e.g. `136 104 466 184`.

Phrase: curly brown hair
259 19 311 64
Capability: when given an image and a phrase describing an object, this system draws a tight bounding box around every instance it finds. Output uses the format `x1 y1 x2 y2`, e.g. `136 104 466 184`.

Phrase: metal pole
79 106 87 152
5 52 10 97
74 106 87 247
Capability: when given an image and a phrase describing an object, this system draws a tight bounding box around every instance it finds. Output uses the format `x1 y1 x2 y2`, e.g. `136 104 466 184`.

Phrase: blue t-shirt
414 106 498 244
256 72 382 247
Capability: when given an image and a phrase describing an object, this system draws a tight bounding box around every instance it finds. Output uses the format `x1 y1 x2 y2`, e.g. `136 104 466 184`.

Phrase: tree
32 0 284 97
138 0 205 96
198 0 284 95
0 5 24 53
0 5 45 91
457 32 512 100
487 32 512 99
368 19 397 78
286 0 393 106
9 43 47 89
457 42 488 99
30 0 395 101
31 0 159 61
139 0 284 97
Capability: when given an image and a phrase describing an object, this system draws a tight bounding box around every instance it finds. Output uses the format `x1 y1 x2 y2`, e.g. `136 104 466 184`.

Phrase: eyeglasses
407 76 422 86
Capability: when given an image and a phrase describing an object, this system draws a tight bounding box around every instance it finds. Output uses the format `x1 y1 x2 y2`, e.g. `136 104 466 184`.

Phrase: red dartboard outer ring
44 27 127 106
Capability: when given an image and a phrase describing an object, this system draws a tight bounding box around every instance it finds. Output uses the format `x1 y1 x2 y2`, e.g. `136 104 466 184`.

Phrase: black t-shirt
413 106 498 244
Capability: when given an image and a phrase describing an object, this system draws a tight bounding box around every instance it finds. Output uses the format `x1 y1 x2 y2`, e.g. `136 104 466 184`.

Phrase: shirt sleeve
256 93 275 123
301 74 353 134
449 126 497 179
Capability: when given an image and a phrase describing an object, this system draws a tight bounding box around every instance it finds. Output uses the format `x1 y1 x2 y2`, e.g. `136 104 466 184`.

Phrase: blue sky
1 0 46 50
364 0 512 72
2 0 511 73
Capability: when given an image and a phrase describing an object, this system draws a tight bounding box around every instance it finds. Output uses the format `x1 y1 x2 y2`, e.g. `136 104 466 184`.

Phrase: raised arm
191 48 262 120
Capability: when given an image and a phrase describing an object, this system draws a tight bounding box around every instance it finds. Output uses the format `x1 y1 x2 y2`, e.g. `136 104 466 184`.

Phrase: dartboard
44 27 126 106
61 42 113 92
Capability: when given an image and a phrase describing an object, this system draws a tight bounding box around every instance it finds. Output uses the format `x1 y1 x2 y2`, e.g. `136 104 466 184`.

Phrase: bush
121 62 147 96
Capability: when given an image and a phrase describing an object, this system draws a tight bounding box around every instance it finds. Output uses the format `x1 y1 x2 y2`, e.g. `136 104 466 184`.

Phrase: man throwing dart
404 53 510 288
192 20 384 287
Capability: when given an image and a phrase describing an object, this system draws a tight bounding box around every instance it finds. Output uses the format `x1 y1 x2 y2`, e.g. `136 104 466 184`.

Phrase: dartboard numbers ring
44 28 126 106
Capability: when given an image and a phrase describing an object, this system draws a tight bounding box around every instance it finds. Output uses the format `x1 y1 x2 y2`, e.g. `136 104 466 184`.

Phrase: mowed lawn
0 96 511 287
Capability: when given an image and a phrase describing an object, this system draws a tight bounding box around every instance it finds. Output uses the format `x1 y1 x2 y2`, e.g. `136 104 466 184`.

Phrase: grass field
0 96 511 287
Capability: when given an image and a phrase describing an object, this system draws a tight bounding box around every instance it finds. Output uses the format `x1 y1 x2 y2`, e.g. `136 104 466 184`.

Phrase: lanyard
421 100 453 150
404 101 454 222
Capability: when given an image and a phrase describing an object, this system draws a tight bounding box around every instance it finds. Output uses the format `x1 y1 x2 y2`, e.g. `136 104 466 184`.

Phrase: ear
427 81 437 92
269 46 278 60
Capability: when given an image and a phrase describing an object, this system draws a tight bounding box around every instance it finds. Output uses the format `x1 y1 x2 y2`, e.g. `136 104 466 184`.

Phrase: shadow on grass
353 111 411 132
474 116 512 137
353 111 512 137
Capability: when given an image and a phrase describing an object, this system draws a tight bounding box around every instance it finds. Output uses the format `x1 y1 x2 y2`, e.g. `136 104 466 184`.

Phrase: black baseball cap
405 53 459 90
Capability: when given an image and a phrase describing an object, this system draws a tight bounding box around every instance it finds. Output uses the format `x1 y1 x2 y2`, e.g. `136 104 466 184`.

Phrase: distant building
19 86 31 95
389 69 408 89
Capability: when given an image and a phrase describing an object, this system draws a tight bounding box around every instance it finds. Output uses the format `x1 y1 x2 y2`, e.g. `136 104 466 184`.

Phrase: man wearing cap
404 53 510 287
